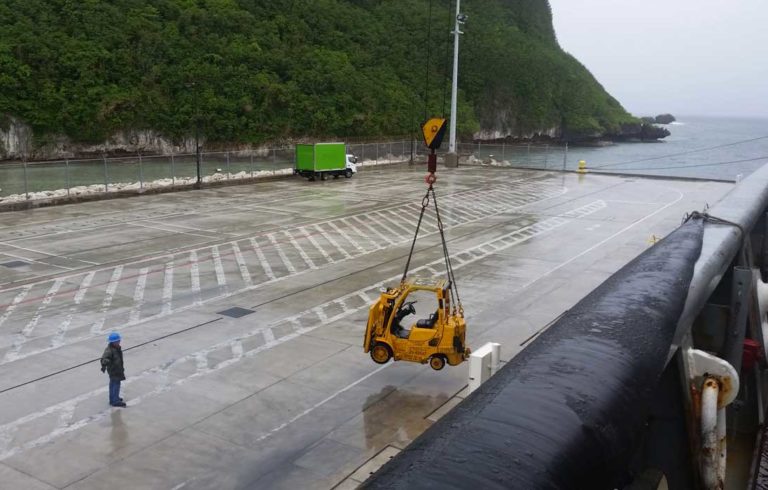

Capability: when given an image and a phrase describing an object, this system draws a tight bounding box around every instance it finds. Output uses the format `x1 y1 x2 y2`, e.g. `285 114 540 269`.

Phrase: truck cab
345 154 358 175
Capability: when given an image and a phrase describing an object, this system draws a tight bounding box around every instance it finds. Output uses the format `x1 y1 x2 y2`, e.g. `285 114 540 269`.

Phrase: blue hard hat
108 332 121 343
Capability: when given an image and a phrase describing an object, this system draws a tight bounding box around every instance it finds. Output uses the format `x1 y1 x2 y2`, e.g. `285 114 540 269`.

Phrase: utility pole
446 0 466 168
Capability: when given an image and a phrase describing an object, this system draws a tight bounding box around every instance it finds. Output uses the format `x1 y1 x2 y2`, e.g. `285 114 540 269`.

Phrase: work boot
111 401 127 408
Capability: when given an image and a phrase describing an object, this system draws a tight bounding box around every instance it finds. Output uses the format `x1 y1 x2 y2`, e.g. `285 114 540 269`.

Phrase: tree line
0 0 636 146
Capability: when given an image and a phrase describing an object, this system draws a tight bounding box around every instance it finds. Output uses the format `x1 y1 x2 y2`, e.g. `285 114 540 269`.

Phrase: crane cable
401 185 463 313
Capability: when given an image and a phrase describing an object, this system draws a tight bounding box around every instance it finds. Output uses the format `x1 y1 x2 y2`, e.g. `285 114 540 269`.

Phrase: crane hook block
422 118 447 150
427 153 437 173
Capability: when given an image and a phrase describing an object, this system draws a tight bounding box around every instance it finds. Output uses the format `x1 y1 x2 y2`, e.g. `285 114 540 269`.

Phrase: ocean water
564 116 768 181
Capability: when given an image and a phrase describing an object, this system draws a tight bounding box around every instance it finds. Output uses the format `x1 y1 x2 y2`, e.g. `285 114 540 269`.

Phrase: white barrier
468 342 501 394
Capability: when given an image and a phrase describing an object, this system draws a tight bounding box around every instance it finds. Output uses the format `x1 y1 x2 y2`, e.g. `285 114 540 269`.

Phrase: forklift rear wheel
371 343 393 364
429 355 446 371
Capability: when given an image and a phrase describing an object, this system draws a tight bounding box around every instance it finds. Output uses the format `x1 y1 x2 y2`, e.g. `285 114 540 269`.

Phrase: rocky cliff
0 0 660 160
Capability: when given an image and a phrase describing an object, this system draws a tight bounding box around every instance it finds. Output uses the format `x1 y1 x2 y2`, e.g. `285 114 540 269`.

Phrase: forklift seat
416 311 439 328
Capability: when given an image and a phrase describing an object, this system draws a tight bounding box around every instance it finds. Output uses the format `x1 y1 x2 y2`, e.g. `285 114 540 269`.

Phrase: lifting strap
400 184 462 312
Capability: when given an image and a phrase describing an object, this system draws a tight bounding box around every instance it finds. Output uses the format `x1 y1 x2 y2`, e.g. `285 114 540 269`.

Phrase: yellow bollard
577 160 588 174
648 234 660 245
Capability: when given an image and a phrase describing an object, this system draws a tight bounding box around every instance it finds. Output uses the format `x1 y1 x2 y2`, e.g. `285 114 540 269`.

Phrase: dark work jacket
101 343 125 381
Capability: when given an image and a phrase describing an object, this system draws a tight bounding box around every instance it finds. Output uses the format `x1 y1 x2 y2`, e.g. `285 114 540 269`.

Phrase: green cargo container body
295 143 346 172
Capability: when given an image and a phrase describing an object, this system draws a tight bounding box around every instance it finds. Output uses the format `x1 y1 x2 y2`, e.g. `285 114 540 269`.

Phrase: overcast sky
549 0 768 118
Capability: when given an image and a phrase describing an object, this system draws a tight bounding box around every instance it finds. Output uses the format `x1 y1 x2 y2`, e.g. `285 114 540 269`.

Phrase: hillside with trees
0 0 642 150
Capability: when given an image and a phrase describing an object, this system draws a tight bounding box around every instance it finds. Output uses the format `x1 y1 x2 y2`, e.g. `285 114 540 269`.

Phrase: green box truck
294 143 358 181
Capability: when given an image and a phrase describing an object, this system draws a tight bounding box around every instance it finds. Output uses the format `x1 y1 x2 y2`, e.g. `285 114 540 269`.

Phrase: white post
490 342 501 374
468 342 500 393
448 0 462 154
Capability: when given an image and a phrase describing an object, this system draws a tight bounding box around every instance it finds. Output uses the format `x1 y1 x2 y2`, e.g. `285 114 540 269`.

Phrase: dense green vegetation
0 0 636 145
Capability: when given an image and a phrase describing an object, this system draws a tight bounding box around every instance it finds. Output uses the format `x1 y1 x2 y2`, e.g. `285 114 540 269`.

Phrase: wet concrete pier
0 164 732 489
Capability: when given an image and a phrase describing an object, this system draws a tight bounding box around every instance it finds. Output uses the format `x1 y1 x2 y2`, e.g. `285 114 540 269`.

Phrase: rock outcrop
654 114 676 124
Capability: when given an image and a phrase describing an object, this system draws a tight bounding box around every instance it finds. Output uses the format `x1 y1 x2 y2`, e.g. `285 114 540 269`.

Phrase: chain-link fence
414 142 569 170
0 141 419 204
0 140 572 205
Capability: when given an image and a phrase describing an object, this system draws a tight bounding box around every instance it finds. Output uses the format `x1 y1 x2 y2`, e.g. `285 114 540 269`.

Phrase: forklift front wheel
429 355 446 371
371 343 393 364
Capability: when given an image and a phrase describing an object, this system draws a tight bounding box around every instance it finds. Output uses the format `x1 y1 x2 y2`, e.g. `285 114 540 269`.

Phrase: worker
101 332 126 407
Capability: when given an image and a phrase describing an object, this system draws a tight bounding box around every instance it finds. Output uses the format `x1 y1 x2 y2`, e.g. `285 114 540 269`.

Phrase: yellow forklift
363 118 470 370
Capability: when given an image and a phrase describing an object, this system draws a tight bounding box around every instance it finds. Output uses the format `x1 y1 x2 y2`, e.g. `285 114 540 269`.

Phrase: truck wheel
345 169 353 178
333 174 339 179
320 172 327 181
308 174 316 182
371 343 393 364
429 355 446 371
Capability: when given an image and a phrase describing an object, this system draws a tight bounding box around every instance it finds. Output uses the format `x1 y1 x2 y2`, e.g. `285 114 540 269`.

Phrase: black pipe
363 218 705 490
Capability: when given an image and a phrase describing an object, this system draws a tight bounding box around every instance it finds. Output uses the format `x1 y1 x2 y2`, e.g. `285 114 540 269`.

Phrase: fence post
250 153 255 178
103 154 109 193
376 142 379 163
527 143 531 166
502 142 505 162
138 151 144 191
23 160 29 200
563 142 568 171
226 151 231 179
170 150 175 187
65 159 71 197
545 144 549 168
272 147 276 170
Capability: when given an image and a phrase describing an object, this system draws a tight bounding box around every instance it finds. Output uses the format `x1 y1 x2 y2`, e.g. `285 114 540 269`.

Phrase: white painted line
144 220 240 236
131 222 214 239
3 279 64 362
189 251 201 305
90 266 124 334
606 200 665 205
51 271 95 348
383 208 420 232
342 217 385 252
358 291 372 303
254 364 390 443
0 285 33 330
351 215 397 245
314 224 353 259
129 267 150 323
268 233 297 273
229 342 243 361
299 226 335 264
314 306 328 323
328 221 366 255
372 211 412 235
284 230 317 270
518 193 683 290
161 261 174 315
250 238 276 280
0 242 81 268
232 242 253 286
263 328 275 343
211 246 228 288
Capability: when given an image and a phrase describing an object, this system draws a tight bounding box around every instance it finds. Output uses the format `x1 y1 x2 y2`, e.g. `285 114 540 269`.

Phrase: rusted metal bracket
684 348 739 489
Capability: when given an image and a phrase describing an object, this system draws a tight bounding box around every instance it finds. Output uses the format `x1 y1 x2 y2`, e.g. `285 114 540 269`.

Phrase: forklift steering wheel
402 301 417 315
